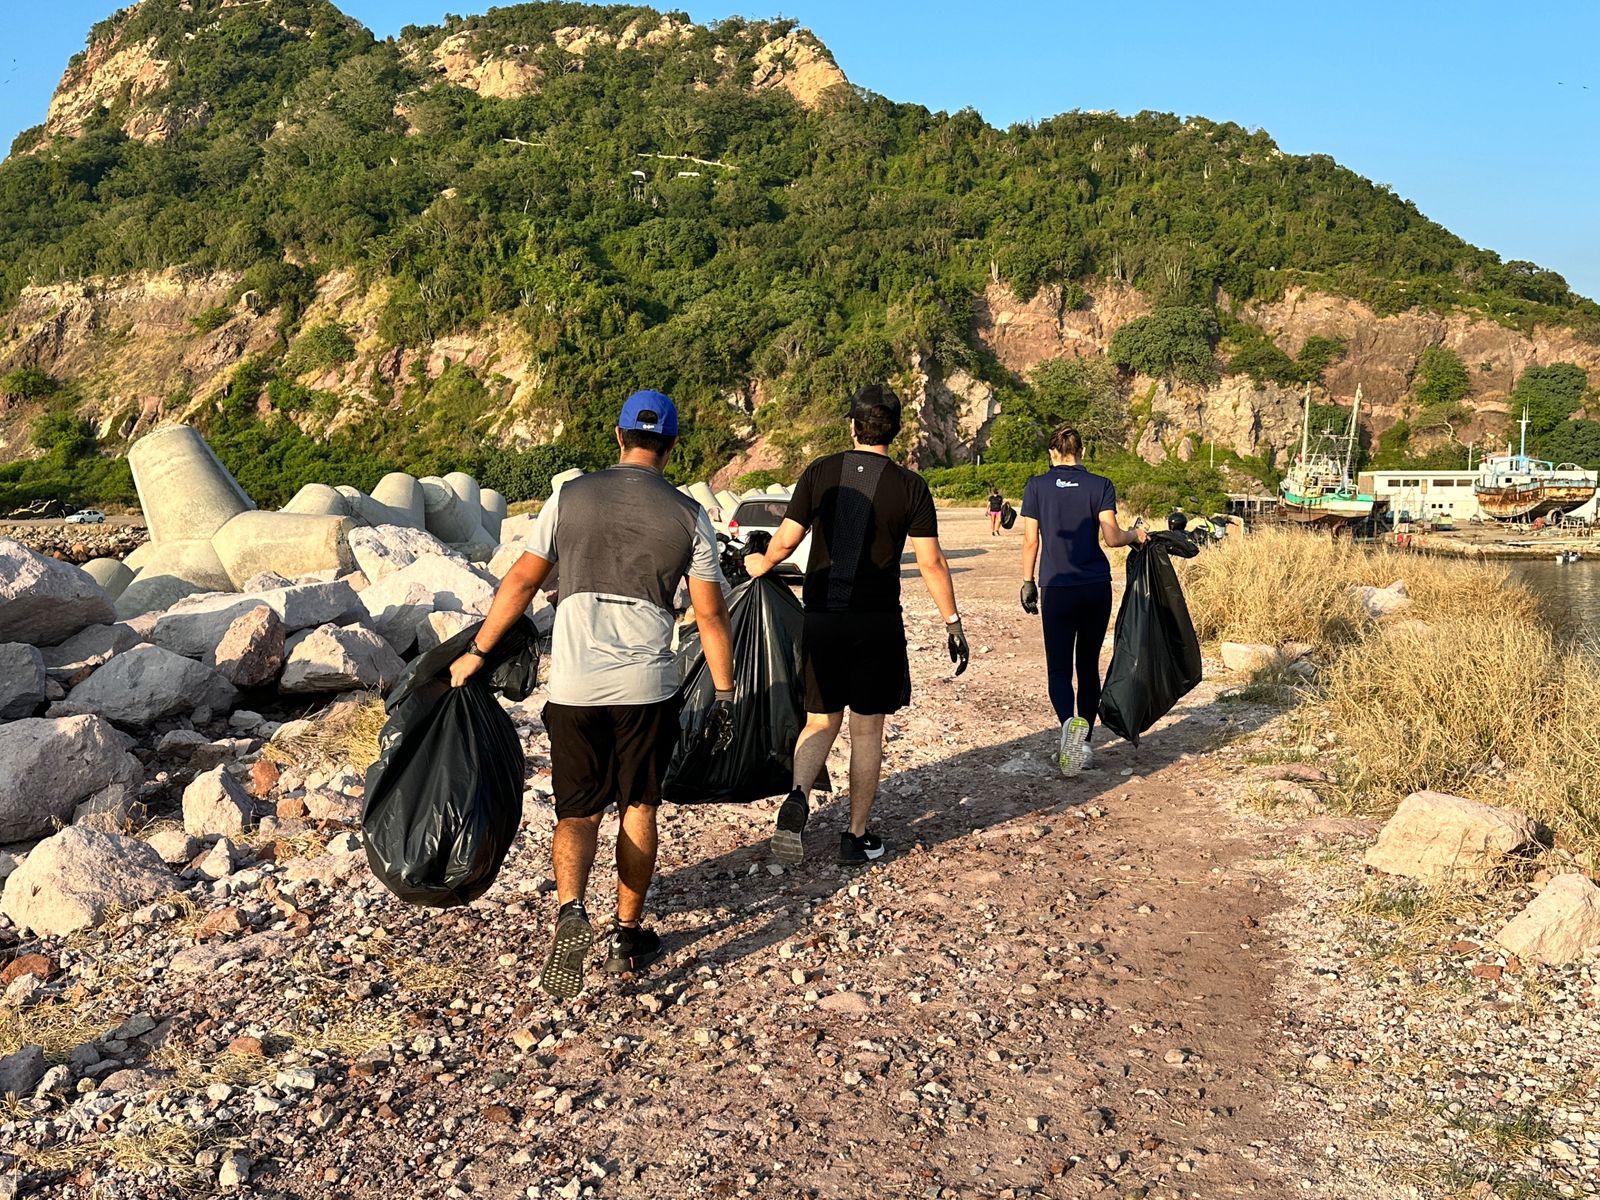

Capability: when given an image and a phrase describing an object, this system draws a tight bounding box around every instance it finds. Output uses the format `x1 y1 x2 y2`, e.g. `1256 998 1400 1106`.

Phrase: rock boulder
1352 580 1411 619
0 715 141 843
1495 873 1600 965
0 643 47 719
210 605 285 688
148 594 270 660
1219 643 1285 675
0 827 173 936
39 623 143 685
280 623 405 693
182 766 255 838
1364 791 1538 881
0 539 115 646
64 644 237 727
347 525 461 582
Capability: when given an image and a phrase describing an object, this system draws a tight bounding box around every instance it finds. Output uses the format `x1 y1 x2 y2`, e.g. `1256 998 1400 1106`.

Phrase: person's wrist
714 688 735 702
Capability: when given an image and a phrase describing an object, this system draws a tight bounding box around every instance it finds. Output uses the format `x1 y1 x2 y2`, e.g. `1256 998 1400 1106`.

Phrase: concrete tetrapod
128 425 254 545
479 489 507 540
280 483 346 517
211 511 355 588
81 558 135 600
419 476 482 544
370 472 426 530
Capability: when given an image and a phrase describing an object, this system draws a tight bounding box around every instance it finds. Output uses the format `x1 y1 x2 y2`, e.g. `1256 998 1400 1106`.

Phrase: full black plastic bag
361 618 538 907
1000 501 1018 530
663 575 811 805
1098 531 1202 745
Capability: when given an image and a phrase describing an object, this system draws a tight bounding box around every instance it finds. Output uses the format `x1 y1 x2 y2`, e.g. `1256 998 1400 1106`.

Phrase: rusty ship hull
1474 480 1597 522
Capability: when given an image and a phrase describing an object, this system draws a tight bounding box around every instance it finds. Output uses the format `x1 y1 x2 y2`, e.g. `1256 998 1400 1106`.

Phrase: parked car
726 494 810 575
65 509 106 525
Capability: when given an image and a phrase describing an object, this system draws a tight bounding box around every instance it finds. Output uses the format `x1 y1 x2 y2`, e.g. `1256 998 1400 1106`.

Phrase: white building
1358 468 1599 523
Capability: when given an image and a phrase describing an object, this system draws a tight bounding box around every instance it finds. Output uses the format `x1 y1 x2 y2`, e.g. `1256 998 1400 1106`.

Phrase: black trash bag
1097 530 1202 745
362 617 539 907
663 575 811 805
1000 501 1018 530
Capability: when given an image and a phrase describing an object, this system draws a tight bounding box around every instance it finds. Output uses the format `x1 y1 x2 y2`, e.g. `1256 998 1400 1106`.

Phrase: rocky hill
1 0 1596 510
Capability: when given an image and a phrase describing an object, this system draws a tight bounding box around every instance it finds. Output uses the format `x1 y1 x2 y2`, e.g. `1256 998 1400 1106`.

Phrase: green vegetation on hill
1 0 1597 498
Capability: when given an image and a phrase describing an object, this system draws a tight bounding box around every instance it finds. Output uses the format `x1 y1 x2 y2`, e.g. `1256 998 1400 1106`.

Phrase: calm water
1510 560 1600 644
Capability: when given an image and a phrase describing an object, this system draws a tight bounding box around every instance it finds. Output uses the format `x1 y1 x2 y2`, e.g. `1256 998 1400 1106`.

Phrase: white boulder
1352 580 1411 619
39 623 143 685
0 539 115 646
182 766 255 838
148 594 271 660
1496 873 1600 965
1364 791 1538 881
1219 642 1285 675
347 525 461 583
280 623 405 693
0 715 141 843
0 826 173 936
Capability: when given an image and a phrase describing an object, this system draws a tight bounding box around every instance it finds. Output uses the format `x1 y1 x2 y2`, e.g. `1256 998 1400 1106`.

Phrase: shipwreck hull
1475 483 1597 522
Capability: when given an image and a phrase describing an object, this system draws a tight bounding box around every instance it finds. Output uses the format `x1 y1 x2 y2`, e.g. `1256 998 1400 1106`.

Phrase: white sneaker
1058 717 1091 776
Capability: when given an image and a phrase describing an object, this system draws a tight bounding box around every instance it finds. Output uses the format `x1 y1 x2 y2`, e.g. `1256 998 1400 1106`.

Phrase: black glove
1020 580 1039 615
946 618 970 677
701 691 736 754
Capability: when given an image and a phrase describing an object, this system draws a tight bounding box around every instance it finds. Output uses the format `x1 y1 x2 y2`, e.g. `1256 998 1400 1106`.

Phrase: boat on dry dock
1474 410 1597 522
1278 385 1387 529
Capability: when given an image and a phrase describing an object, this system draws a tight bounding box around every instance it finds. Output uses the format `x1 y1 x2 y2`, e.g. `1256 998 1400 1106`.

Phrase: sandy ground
265 508 1316 1199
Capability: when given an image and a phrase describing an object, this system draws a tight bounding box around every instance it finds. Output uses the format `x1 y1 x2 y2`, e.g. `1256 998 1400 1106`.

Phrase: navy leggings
1041 583 1113 731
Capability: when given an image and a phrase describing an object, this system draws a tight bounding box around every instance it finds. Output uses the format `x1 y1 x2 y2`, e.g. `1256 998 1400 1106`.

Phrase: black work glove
1020 580 1040 615
946 618 970 677
701 690 736 755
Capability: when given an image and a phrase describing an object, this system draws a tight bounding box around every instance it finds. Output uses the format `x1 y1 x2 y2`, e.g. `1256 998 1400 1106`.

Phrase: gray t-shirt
525 464 722 706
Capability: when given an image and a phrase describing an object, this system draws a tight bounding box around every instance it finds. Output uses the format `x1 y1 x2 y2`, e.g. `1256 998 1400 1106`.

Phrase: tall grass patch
1184 528 1599 857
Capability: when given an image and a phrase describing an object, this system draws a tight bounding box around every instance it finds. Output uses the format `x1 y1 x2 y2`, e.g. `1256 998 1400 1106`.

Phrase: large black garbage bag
1098 530 1202 745
664 575 809 804
362 618 538 907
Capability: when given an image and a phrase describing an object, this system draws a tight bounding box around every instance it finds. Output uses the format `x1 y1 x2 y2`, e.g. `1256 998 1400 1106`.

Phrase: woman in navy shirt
1018 426 1145 772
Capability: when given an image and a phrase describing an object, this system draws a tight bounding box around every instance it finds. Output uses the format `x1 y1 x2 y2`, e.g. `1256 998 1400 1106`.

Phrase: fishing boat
1473 410 1597 522
1279 384 1387 528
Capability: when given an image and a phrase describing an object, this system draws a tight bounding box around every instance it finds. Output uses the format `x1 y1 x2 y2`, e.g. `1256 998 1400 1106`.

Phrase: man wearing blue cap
451 389 737 999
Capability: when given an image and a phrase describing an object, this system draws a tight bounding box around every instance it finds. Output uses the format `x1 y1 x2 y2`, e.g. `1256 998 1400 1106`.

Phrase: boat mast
1518 406 1530 459
1341 384 1362 489
1299 383 1311 468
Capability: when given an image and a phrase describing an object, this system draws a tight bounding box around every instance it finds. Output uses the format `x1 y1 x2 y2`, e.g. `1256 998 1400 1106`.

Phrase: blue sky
3 1 1597 298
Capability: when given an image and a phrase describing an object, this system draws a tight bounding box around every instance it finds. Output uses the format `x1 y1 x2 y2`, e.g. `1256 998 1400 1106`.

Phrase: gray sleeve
688 508 724 583
526 492 559 562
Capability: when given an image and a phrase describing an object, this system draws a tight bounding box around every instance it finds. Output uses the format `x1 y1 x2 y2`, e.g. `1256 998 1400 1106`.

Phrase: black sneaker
837 831 888 866
603 924 664 976
771 788 808 866
538 901 594 1000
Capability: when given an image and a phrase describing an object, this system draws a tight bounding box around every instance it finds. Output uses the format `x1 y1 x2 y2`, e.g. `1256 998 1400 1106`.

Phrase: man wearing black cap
452 389 737 999
746 384 969 867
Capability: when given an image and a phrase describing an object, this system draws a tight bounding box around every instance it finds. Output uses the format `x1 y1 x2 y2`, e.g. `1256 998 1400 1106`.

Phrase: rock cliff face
30 32 177 149
419 17 845 110
974 281 1600 463
4 267 1597 474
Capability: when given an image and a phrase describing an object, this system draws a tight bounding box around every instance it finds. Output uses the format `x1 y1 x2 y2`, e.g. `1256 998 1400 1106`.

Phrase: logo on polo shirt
1055 478 1078 488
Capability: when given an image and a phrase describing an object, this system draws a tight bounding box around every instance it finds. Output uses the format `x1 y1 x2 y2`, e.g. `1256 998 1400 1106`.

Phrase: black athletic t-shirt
786 450 938 613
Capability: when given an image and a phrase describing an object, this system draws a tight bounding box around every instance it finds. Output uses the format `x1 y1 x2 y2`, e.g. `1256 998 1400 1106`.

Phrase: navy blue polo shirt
1021 465 1118 587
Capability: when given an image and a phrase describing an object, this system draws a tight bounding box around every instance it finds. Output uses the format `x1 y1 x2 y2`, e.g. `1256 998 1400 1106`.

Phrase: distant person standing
1018 425 1145 774
988 487 1005 536
746 385 969 866
451 390 737 999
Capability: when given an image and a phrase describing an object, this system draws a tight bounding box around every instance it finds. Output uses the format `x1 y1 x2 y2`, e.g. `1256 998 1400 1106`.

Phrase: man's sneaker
1059 716 1092 776
771 788 808 865
538 901 594 1000
603 924 664 976
837 831 888 866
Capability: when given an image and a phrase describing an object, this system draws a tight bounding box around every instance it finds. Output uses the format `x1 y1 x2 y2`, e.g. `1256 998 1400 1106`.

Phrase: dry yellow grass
263 692 388 773
1179 526 1537 651
1185 528 1600 858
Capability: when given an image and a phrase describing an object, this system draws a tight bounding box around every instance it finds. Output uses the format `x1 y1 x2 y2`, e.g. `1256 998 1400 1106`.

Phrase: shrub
1108 307 1220 385
985 413 1043 462
733 468 788 492
1 367 59 401
283 321 355 376
478 444 588 503
189 306 232 333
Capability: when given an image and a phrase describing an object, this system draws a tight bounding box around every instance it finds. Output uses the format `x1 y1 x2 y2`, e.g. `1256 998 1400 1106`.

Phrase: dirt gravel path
243 508 1323 1199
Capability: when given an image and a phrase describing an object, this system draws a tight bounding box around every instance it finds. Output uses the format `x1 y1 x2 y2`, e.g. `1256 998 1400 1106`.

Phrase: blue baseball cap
618 389 678 436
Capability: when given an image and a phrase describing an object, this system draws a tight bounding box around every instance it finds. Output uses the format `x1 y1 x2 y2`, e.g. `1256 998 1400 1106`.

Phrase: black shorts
543 698 681 820
802 611 912 716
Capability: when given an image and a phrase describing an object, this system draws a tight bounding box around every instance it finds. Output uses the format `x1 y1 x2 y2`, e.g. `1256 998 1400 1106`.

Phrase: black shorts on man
784 449 937 715
544 699 682 819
